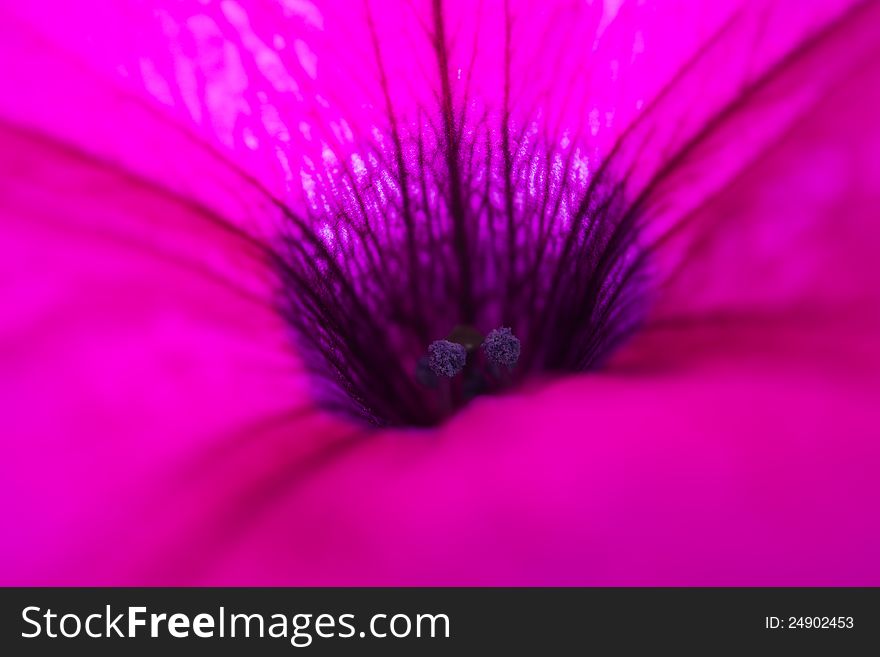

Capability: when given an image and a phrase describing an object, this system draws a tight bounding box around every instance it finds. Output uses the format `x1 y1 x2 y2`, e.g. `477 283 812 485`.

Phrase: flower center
275 113 647 427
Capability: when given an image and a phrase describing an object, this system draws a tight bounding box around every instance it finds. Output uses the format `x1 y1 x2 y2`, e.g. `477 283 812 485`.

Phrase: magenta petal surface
0 0 879 584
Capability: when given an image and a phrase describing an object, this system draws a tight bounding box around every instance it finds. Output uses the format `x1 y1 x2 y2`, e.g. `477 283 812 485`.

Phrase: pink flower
1 0 879 584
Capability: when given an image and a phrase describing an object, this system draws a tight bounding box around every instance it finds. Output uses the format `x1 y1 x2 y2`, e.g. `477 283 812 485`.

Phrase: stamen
416 326 523 413
427 340 467 378
482 327 521 370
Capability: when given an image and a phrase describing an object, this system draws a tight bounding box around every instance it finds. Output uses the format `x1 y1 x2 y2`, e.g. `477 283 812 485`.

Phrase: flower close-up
1 0 879 585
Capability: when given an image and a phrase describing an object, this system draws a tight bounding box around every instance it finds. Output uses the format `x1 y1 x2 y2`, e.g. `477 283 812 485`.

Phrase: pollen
482 327 521 370
427 340 467 378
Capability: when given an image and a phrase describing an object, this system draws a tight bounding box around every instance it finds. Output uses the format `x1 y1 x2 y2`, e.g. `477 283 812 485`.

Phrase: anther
482 327 521 370
427 340 467 377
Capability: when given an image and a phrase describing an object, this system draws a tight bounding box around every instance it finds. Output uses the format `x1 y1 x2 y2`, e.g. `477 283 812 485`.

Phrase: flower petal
2 0 878 585
168 2 880 585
